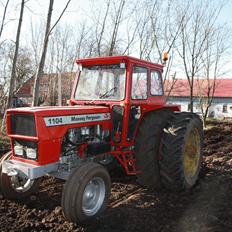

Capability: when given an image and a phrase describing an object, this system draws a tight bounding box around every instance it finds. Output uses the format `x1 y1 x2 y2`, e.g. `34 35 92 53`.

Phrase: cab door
127 65 149 142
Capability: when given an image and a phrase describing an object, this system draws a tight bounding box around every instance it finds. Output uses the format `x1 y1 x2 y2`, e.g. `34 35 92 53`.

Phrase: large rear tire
134 109 173 189
159 112 203 190
62 162 111 223
0 152 40 199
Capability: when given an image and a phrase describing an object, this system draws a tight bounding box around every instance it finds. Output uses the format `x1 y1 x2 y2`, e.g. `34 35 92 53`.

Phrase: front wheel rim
82 177 106 216
10 174 35 193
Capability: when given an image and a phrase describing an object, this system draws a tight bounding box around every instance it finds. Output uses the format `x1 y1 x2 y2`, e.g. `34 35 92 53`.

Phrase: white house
165 79 232 119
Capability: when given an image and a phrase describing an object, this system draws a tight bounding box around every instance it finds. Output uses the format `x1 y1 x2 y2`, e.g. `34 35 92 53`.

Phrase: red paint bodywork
6 56 180 175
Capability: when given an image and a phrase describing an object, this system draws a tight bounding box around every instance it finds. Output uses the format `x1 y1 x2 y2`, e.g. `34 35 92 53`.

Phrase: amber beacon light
162 52 169 62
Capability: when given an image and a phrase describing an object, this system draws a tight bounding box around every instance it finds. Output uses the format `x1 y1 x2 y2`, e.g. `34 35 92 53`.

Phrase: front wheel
62 162 111 223
0 152 40 199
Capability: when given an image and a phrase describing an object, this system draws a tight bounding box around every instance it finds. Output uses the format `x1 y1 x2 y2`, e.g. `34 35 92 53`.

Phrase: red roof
16 73 75 97
165 79 232 98
17 74 232 99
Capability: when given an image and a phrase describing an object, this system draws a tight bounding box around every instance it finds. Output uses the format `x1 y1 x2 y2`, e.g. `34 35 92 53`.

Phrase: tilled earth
0 120 232 232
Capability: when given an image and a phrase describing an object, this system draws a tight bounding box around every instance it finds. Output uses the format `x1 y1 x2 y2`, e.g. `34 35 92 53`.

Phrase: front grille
10 114 36 136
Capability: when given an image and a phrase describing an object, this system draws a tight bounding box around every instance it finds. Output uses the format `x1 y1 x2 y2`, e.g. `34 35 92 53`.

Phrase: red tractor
0 56 203 223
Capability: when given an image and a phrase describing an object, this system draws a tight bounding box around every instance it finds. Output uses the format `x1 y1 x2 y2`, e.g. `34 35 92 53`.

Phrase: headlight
14 145 23 156
26 148 37 159
13 139 38 160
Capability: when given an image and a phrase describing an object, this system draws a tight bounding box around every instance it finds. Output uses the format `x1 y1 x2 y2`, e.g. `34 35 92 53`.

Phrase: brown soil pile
0 120 231 232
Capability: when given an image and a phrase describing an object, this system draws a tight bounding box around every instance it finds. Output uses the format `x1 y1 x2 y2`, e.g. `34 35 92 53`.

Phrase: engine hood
6 105 111 141
7 105 110 117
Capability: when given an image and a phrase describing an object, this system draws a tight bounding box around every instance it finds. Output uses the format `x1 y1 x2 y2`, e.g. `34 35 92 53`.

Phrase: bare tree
87 0 126 56
121 12 138 55
32 0 72 106
108 0 125 56
32 0 54 106
28 20 44 68
0 0 10 40
177 0 223 112
1 0 25 132
96 0 110 56
198 25 229 127
0 42 13 114
5 0 25 109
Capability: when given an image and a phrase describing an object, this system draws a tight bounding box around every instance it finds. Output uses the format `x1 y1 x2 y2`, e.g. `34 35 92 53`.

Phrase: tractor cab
71 56 166 107
70 56 177 148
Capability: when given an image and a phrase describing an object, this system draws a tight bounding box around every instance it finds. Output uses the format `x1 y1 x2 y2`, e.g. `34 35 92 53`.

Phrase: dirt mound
0 120 232 232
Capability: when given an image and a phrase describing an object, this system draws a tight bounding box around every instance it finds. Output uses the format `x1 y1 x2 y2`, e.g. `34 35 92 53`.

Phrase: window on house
196 104 201 110
150 70 163 95
131 66 148 99
223 104 228 113
28 98 32 104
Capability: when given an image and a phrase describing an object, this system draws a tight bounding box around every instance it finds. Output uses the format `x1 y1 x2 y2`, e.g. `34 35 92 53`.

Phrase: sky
1 0 232 76
2 0 232 42
219 0 232 24
1 0 90 42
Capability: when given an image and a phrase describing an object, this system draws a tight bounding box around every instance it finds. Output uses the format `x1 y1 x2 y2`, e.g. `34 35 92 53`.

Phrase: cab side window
131 66 148 99
150 70 163 96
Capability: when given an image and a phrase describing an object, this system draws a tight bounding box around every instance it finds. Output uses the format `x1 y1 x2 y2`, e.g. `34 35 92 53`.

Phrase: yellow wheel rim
183 127 201 183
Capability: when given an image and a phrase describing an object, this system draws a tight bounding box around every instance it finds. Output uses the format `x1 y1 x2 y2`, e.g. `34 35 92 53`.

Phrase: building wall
14 73 75 107
167 96 232 119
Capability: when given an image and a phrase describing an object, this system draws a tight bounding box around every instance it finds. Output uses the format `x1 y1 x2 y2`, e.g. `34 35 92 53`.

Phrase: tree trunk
0 0 10 39
58 72 62 106
108 0 125 56
1 0 25 133
5 0 25 109
189 87 194 112
32 0 54 106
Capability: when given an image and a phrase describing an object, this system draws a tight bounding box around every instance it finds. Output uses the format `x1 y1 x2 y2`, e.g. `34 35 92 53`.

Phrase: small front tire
62 162 111 223
0 152 40 199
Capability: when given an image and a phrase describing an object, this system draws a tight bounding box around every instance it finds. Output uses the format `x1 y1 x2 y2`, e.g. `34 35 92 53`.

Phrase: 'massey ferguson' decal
44 113 110 127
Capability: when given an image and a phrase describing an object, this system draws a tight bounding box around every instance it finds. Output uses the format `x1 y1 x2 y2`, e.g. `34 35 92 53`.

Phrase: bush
0 117 10 153
0 136 10 153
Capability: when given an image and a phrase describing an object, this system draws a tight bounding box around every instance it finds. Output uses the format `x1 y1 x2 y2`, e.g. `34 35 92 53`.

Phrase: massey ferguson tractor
0 55 203 223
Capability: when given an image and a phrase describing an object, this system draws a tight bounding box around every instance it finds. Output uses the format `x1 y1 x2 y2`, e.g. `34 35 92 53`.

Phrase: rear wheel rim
183 127 201 185
82 177 105 216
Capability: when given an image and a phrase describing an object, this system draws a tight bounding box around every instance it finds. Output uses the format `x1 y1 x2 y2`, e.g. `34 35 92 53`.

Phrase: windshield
74 64 126 101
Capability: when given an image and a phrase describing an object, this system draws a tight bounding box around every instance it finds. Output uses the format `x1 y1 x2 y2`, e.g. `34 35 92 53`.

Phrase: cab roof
76 55 163 70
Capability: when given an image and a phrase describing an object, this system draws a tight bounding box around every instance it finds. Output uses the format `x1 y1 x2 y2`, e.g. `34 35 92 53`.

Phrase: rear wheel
0 152 40 199
134 109 173 189
159 112 203 190
62 162 111 223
